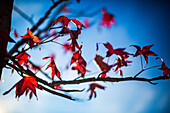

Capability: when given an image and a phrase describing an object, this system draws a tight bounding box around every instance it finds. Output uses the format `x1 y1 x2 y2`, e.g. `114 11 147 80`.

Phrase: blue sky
0 0 169 113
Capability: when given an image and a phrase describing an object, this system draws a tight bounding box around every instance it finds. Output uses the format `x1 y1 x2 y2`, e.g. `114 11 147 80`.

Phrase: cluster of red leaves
131 44 157 66
103 42 131 76
3 76 41 99
87 83 105 100
43 55 61 81
53 15 85 52
113 58 132 76
21 28 41 48
101 8 116 28
70 46 89 78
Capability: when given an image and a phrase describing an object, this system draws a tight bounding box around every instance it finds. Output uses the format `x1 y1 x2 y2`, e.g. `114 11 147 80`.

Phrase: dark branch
51 76 170 86
39 85 76 101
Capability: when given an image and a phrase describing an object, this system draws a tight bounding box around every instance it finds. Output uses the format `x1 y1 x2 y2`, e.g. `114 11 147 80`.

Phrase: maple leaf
101 8 116 28
67 29 81 52
15 50 31 66
53 16 71 27
113 58 132 76
3 76 41 99
131 44 157 66
93 54 113 78
70 50 81 65
71 19 86 29
103 42 130 66
54 16 85 30
0 30 15 80
72 56 89 78
21 28 40 48
87 83 105 100
156 57 170 77
43 56 61 80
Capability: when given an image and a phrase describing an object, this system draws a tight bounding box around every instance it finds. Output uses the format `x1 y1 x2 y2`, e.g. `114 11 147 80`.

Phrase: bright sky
0 0 170 113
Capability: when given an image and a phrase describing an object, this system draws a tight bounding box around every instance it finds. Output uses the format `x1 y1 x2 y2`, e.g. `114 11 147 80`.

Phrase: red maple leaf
67 29 81 52
156 58 170 77
101 8 116 28
71 19 86 29
70 50 81 65
3 76 41 99
53 16 71 27
15 50 31 66
93 54 113 78
43 56 61 80
72 56 89 78
131 44 157 66
21 28 40 48
87 83 105 100
54 16 85 30
103 42 130 66
113 58 132 76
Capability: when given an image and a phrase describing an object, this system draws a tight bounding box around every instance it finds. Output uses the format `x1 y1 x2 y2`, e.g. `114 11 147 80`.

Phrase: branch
51 76 170 86
13 5 34 25
9 0 68 55
39 85 76 101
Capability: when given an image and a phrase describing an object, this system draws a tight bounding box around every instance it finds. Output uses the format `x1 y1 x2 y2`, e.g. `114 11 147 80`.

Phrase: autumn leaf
71 19 86 29
54 16 85 30
156 57 170 77
93 54 113 78
131 44 157 66
113 58 132 76
43 56 61 80
87 83 105 100
101 8 116 28
21 28 40 48
53 16 71 27
3 76 41 100
67 29 81 52
15 49 31 66
70 50 81 65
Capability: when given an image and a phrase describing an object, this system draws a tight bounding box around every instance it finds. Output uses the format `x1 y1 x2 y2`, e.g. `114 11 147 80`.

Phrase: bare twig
51 76 169 86
13 5 34 25
39 85 76 101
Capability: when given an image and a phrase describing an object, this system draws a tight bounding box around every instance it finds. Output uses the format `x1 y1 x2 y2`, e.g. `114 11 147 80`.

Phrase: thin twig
51 76 169 86
39 84 76 101
13 5 34 25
